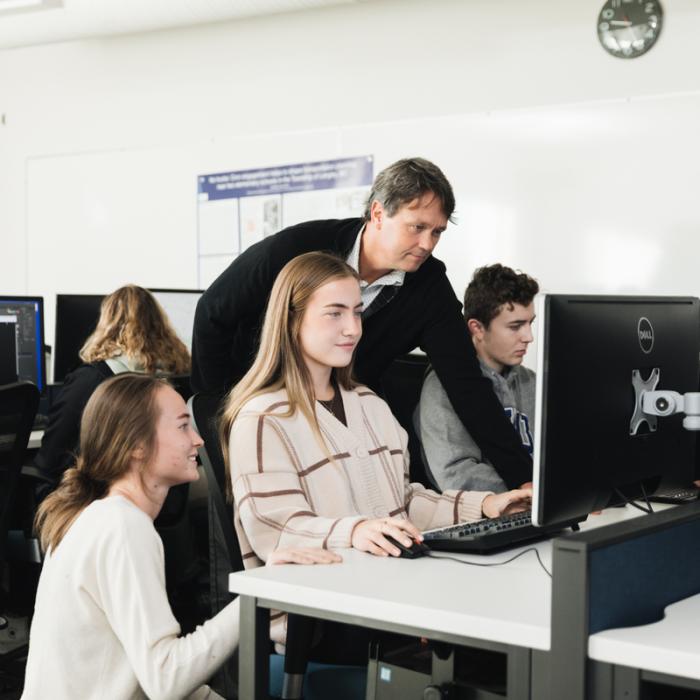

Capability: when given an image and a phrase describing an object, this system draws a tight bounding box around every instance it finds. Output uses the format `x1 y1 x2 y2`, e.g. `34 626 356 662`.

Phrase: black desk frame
238 595 550 700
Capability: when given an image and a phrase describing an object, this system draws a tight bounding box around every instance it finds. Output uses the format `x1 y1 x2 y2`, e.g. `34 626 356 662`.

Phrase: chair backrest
0 382 40 562
380 353 431 486
187 392 243 572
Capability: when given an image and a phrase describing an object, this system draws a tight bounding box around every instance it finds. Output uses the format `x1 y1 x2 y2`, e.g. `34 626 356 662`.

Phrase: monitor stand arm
630 368 660 435
641 389 700 431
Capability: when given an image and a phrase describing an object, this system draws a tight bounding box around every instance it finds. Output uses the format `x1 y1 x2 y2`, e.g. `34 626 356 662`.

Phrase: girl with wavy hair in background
34 284 191 492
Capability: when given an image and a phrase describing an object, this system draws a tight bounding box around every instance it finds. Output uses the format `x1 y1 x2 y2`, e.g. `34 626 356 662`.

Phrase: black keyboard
648 487 700 504
423 510 559 554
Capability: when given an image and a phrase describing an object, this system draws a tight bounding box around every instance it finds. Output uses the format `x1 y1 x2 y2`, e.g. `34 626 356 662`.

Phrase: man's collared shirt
346 224 405 316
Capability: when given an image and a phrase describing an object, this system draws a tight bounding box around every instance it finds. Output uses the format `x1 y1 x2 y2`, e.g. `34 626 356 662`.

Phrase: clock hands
598 0 661 58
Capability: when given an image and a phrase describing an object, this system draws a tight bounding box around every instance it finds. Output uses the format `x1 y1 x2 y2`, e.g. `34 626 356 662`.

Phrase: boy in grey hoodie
414 264 539 493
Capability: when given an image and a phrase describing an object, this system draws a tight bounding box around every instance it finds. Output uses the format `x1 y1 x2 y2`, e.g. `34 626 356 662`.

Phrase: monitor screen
533 294 700 528
0 296 46 392
54 294 104 383
149 288 202 353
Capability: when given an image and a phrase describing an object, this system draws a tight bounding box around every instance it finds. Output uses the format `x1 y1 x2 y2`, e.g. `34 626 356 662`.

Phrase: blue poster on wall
196 155 373 287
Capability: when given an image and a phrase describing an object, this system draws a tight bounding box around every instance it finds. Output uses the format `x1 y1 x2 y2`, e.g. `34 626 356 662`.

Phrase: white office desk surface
229 505 654 652
232 545 551 650
588 592 700 681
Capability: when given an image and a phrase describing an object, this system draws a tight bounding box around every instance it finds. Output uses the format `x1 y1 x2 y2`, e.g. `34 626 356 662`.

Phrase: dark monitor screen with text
0 296 46 392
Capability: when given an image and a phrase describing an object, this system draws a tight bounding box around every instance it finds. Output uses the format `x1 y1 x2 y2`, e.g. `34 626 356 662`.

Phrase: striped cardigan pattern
229 385 491 568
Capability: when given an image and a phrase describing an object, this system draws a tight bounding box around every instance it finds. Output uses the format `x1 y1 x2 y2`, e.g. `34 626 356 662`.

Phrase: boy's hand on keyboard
351 517 422 557
481 488 533 519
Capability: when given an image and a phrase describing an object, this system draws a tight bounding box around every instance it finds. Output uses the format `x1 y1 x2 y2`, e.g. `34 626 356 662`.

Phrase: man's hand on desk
351 517 423 557
267 548 343 566
481 488 532 519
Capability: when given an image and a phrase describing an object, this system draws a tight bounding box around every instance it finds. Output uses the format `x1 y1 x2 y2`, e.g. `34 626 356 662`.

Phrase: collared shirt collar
346 224 406 297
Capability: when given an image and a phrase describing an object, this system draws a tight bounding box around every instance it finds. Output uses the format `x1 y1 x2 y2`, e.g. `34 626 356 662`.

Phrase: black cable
640 482 654 513
426 546 552 578
613 486 653 514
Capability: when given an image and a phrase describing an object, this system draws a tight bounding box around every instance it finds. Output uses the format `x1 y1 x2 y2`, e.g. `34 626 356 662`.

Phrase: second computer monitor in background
54 294 104 383
0 296 46 392
533 294 700 528
54 289 202 383
149 288 202 353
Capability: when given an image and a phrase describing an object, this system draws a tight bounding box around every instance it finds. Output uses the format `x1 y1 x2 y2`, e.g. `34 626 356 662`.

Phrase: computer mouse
384 535 431 559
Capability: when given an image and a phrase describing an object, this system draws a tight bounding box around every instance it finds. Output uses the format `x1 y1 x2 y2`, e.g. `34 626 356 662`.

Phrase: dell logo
638 317 654 354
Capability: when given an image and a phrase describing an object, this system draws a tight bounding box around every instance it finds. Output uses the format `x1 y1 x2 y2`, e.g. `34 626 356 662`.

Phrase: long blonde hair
220 252 360 498
34 374 166 552
80 285 190 374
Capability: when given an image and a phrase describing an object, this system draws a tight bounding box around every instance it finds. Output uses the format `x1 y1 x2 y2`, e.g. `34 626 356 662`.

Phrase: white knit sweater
22 496 239 700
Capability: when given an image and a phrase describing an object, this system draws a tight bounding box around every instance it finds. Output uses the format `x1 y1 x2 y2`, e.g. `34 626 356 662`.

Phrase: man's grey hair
362 157 456 223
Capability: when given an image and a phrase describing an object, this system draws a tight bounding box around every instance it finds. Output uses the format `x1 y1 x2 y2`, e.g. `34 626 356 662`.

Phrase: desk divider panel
550 502 700 700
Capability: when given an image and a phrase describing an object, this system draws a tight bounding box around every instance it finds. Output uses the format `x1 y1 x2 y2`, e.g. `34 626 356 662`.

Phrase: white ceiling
0 0 368 50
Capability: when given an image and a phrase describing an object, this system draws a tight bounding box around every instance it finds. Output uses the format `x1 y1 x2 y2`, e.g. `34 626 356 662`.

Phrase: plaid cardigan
229 385 491 567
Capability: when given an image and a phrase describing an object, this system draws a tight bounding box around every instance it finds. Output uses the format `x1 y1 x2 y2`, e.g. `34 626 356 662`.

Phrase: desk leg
506 646 530 700
238 595 270 700
589 662 646 700
612 665 642 700
530 650 550 700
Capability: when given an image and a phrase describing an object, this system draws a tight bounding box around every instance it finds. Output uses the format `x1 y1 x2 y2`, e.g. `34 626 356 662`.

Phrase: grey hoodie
413 359 535 493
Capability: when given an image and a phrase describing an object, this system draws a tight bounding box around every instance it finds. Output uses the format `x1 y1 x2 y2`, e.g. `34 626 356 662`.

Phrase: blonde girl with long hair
35 284 190 490
221 252 531 619
22 373 339 700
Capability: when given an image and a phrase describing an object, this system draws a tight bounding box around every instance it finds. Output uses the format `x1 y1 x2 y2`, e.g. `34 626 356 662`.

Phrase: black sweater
34 361 114 483
191 218 532 488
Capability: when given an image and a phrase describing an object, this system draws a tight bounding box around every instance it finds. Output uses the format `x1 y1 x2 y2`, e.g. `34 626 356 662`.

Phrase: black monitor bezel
54 293 105 383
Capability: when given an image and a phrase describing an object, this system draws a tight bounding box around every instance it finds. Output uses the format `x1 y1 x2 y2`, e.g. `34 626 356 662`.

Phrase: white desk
588 593 700 695
229 506 653 699
231 546 551 649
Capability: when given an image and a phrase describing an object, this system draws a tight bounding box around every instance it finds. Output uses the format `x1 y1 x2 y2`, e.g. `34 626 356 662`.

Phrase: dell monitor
149 288 202 352
533 294 700 529
0 296 46 392
54 294 105 383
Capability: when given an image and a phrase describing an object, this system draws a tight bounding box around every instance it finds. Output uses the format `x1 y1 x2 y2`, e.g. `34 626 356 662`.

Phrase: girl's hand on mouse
350 517 422 557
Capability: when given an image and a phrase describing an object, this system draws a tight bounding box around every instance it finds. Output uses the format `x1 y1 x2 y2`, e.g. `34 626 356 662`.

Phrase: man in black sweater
192 158 532 488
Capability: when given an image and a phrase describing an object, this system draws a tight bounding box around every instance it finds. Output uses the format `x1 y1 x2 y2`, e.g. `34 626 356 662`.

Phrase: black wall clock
598 0 663 58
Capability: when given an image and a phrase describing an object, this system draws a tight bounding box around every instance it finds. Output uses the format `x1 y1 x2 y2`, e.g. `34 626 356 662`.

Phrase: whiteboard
26 91 700 362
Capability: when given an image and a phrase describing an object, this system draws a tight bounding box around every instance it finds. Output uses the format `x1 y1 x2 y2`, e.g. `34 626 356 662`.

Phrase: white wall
2 0 700 352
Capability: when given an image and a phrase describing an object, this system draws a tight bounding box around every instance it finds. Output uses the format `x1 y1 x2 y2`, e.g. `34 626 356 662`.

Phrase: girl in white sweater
22 373 339 700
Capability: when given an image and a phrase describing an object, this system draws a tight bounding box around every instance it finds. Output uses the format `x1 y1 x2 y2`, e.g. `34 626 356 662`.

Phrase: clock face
597 0 663 58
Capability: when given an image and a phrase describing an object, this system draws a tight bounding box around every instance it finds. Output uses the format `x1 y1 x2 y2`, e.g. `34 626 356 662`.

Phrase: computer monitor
54 294 105 383
533 294 700 529
0 296 46 392
149 288 202 353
